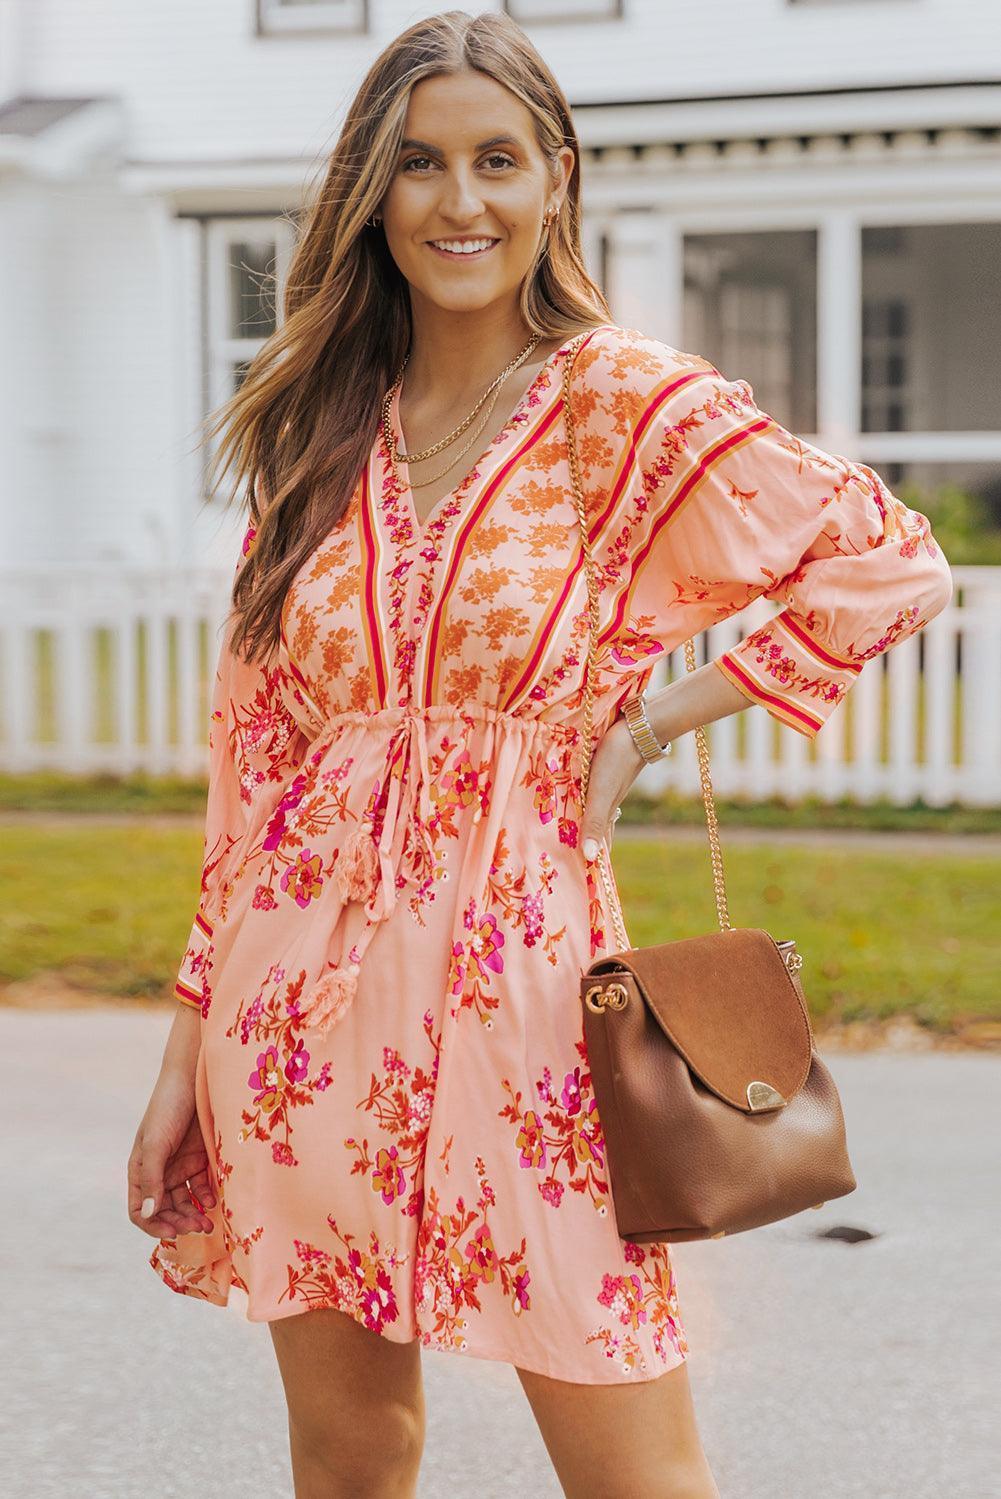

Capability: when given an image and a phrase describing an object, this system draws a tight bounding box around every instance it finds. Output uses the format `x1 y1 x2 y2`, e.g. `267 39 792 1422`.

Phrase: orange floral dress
150 322 953 1382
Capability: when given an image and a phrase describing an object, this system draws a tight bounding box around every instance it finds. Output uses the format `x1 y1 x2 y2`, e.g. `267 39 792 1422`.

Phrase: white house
1 0 999 571
0 0 997 802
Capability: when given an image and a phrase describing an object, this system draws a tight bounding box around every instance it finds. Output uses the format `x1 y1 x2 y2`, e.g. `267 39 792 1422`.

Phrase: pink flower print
284 1037 310 1084
280 849 323 909
360 1267 399 1334
447 940 467 998
469 912 505 978
623 1241 645 1264
521 891 544 948
248 1045 284 1113
464 1223 499 1282
533 766 556 824
272 1140 295 1168
572 1094 604 1166
262 774 307 852
513 1267 532 1312
252 883 278 911
438 749 479 812
597 1271 647 1331
372 1145 407 1205
516 1110 547 1170
561 1065 583 1116
558 815 579 849
540 1179 564 1208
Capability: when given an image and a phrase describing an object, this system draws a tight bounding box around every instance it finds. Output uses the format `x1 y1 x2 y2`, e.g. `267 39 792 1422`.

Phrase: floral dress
150 322 953 1383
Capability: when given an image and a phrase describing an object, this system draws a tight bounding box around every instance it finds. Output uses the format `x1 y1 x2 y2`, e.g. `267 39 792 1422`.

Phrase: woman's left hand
580 716 646 862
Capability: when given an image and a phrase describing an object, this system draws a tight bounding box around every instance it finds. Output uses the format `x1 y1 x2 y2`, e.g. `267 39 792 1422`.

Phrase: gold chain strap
560 332 732 948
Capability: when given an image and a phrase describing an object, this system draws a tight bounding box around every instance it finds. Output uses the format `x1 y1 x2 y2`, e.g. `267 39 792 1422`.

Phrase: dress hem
149 1242 689 1387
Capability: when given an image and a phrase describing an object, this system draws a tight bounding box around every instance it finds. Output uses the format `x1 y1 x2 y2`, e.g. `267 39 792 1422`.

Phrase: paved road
4 1007 998 1498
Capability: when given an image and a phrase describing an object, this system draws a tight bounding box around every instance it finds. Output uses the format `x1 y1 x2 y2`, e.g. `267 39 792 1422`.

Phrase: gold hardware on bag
710 1230 726 1239
584 981 629 1014
746 1080 787 1111
783 948 804 975
810 1202 826 1210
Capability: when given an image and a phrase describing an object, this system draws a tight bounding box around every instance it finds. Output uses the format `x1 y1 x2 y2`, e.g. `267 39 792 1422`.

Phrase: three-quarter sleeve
175 523 311 1010
594 331 954 740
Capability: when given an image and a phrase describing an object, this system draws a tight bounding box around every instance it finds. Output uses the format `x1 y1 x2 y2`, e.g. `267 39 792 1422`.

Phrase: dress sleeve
174 523 311 1010
606 335 955 740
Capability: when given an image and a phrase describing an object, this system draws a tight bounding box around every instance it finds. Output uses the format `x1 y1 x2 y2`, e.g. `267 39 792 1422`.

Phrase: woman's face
378 68 573 321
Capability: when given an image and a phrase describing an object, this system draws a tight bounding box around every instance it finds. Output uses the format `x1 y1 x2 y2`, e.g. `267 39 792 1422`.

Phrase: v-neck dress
150 321 953 1383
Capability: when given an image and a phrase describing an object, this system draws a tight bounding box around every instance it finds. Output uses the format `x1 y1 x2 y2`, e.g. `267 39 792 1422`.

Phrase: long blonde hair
212 8 611 664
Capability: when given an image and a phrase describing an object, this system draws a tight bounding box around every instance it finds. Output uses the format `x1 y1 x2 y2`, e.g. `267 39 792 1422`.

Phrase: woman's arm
579 665 750 860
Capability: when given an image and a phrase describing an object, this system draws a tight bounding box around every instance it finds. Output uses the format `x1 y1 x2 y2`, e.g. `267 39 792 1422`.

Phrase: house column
817 210 862 447
604 210 683 345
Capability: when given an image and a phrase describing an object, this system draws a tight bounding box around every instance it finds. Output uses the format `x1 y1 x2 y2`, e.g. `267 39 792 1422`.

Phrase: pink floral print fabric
150 323 952 1382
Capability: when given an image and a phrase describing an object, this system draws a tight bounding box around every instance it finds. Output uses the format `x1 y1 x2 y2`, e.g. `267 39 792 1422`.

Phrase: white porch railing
0 565 997 807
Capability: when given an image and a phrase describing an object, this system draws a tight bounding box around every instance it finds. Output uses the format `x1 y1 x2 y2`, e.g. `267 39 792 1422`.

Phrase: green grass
0 820 997 1033
613 836 999 1033
3 771 1001 834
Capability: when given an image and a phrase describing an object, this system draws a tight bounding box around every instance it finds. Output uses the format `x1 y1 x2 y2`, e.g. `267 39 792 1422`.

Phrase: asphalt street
3 1006 998 1499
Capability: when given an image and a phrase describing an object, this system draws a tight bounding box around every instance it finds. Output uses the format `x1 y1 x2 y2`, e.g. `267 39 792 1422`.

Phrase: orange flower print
448 899 507 1027
499 1043 610 1215
279 1217 406 1333
469 910 504 978
229 966 334 1164
415 1160 531 1353
345 1017 440 1217
280 848 323 908
464 1221 500 1283
598 1269 647 1332
248 1045 284 1114
515 1109 546 1169
585 1241 689 1377
372 1145 407 1206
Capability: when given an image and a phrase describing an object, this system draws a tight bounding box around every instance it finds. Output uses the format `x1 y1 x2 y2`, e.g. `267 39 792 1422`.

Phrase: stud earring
544 205 559 229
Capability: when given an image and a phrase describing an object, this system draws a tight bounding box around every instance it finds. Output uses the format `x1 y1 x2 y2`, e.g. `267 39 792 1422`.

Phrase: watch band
621 691 673 763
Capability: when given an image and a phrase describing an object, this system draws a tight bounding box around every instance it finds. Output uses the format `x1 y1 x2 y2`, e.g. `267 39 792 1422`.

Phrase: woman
128 11 953 1497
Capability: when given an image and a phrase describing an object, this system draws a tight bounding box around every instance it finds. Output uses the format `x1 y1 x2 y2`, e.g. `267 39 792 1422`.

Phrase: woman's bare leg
268 1306 426 1499
516 1358 719 1499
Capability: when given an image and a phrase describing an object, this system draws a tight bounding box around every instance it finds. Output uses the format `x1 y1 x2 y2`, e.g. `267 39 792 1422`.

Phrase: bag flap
584 927 813 1112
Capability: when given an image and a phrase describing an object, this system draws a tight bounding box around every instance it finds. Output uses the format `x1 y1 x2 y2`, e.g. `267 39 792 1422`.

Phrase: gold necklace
406 384 503 490
382 332 542 466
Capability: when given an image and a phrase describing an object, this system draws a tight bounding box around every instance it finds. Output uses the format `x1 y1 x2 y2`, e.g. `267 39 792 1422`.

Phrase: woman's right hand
128 1009 216 1240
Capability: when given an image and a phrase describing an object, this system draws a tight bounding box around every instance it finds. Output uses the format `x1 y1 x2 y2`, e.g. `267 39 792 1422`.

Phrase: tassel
333 824 381 906
299 962 360 1036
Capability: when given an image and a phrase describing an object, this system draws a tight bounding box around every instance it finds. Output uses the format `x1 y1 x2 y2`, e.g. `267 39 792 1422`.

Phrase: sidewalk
6 1006 999 1497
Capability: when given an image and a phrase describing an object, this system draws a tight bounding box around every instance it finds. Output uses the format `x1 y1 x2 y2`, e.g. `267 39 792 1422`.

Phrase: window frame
502 0 624 23
255 0 368 37
200 214 296 499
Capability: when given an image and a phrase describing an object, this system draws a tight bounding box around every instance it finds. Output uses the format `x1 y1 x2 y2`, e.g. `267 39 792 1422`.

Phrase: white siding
15 0 1001 165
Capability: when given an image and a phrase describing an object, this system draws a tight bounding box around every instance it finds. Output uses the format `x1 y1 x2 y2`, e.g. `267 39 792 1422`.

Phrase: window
682 230 817 433
504 0 623 21
861 222 1001 434
862 297 910 434
256 0 367 36
204 217 295 487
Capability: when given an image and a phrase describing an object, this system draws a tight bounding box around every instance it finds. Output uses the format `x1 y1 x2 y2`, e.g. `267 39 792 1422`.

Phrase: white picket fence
0 564 998 806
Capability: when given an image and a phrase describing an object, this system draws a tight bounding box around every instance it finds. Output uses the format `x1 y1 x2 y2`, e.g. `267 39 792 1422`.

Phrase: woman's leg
516 1358 719 1499
268 1306 426 1499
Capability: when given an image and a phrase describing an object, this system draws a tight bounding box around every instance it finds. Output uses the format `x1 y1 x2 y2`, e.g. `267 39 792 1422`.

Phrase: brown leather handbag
561 332 858 1244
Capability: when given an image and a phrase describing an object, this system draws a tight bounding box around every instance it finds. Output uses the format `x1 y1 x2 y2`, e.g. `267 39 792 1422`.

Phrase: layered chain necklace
381 332 542 489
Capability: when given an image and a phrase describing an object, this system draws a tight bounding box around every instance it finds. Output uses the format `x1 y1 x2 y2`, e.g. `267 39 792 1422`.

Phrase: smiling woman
129 8 951 1498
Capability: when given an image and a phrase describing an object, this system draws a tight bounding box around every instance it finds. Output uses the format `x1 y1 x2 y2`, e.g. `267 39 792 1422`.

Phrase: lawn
2 818 996 1035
